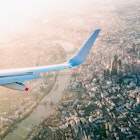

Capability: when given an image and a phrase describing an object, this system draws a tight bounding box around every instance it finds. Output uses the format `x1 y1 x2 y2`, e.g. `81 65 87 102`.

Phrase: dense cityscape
27 2 140 140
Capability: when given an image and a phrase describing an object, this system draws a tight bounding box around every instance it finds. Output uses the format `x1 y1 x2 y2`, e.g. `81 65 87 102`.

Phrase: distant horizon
0 0 117 43
0 0 138 44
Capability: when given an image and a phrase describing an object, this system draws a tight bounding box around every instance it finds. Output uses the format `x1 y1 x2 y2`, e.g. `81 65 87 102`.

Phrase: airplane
0 29 100 91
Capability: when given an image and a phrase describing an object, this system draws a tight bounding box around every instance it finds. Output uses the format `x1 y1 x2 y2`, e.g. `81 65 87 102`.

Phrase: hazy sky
0 0 114 19
0 0 114 31
0 0 127 42
0 0 137 32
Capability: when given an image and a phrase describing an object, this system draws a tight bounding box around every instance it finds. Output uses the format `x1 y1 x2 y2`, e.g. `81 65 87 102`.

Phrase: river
3 72 70 140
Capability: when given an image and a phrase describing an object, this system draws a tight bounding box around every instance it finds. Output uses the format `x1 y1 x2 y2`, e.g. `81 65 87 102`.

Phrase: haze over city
0 0 140 140
0 0 116 42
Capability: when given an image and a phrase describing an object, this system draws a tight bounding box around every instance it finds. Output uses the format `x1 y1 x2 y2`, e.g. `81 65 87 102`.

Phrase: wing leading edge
0 29 100 91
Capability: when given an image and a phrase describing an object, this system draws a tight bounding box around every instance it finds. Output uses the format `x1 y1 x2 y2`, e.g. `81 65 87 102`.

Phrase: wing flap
2 82 29 91
0 73 39 85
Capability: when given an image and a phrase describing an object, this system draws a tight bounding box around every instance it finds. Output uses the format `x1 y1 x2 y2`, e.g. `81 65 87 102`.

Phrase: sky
0 0 117 42
0 0 114 29
0 0 54 33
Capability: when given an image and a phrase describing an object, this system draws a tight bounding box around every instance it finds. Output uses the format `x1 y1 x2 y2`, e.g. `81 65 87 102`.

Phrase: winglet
67 29 100 67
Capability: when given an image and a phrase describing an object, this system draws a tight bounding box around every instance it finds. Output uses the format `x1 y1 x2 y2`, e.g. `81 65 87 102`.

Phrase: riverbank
3 71 71 140
25 1 140 139
1 73 57 139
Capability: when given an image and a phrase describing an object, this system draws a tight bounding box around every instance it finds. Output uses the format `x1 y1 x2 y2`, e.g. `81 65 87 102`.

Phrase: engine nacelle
2 82 29 91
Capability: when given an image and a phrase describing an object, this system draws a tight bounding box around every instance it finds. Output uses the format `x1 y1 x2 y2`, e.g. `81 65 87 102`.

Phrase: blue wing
0 29 100 91
68 29 100 66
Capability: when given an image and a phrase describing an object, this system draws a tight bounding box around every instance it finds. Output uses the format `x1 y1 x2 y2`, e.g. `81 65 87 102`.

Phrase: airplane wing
0 29 100 91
